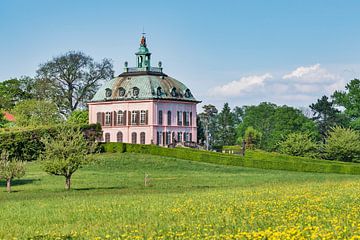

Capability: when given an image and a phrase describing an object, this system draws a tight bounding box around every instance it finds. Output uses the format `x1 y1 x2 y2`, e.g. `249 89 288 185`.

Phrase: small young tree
39 126 97 190
243 126 262 149
324 126 360 162
278 132 319 158
0 151 26 193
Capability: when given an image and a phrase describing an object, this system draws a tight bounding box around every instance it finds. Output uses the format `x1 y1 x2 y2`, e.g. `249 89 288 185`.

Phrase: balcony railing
125 67 163 73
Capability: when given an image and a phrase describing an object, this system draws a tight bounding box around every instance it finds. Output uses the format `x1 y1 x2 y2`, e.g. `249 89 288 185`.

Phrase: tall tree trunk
6 178 11 193
65 176 71 190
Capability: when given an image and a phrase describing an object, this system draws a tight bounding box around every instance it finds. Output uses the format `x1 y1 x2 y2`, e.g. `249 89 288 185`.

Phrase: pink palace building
88 36 200 145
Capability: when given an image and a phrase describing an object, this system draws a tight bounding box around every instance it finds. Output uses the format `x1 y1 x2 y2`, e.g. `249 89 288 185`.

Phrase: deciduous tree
0 151 26 193
39 126 98 190
324 126 360 162
0 77 33 109
332 79 360 130
198 104 218 149
237 102 317 151
12 99 62 127
36 51 114 115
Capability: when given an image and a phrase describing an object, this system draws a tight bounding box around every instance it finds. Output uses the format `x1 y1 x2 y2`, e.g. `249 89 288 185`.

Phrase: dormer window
133 87 140 97
184 89 192 98
171 87 177 97
119 87 126 97
157 87 162 97
105 88 112 98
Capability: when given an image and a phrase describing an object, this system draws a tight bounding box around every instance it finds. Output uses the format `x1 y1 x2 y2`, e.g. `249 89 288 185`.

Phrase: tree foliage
0 112 9 128
332 79 360 130
212 103 236 146
243 126 262 149
324 126 360 162
310 95 349 139
67 110 89 125
39 126 98 190
278 132 318 158
0 151 26 193
0 77 33 110
198 104 218 149
12 99 62 127
237 102 317 151
36 51 114 115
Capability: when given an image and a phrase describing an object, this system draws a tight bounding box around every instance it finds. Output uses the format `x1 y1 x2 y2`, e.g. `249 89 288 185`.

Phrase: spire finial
140 27 147 47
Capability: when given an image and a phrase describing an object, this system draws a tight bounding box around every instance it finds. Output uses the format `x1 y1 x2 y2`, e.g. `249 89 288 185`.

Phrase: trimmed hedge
0 124 102 161
101 143 360 175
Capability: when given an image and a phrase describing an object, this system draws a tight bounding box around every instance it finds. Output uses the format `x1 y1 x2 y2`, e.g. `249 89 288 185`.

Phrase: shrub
278 132 319 158
67 110 89 125
101 142 360 175
324 126 360 162
0 124 101 162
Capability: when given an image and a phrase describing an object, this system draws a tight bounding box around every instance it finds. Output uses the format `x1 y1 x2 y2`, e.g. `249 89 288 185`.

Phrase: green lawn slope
102 143 360 175
1 153 360 239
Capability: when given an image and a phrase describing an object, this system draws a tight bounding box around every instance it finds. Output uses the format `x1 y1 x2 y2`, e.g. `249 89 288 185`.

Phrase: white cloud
204 63 350 108
282 64 337 83
283 64 321 79
209 73 272 97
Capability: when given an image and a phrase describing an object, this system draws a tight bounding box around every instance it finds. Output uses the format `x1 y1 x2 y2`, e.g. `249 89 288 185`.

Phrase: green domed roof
90 36 199 103
90 72 198 102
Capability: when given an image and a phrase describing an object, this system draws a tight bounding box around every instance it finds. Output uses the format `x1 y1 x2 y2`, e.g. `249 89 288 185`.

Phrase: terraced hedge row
0 124 101 161
101 143 360 175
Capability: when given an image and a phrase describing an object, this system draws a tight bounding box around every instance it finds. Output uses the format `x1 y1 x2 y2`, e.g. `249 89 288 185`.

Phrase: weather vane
142 27 146 36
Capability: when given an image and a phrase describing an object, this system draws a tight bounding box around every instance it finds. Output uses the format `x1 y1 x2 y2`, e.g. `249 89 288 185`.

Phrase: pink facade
88 99 197 145
88 36 200 145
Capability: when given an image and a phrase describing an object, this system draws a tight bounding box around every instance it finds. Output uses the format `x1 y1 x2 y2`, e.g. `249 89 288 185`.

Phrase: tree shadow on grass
0 178 40 187
73 186 126 191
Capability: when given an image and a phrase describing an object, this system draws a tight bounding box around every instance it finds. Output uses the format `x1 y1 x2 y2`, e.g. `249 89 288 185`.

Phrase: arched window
117 132 123 143
140 132 146 144
166 131 171 145
133 87 140 97
117 110 124 125
140 110 146 125
105 133 110 142
170 87 177 97
167 111 171 125
131 132 137 144
157 87 162 96
105 112 111 125
119 87 126 97
177 111 182 126
131 111 137 125
156 131 161 145
158 110 163 125
177 132 182 142
105 88 112 97
184 89 192 98
172 132 175 142
96 112 102 124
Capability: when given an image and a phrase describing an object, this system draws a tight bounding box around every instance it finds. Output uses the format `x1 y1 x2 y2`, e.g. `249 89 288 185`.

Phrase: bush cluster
0 124 102 162
101 143 360 175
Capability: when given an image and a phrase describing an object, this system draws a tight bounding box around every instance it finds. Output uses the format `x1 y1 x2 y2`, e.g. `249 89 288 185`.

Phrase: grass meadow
1 153 360 239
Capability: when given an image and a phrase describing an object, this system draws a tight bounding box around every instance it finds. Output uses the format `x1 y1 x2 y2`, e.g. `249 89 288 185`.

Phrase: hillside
1 152 360 239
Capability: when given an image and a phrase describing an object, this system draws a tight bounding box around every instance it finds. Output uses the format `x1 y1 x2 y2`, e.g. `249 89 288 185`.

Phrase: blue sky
1 0 360 110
